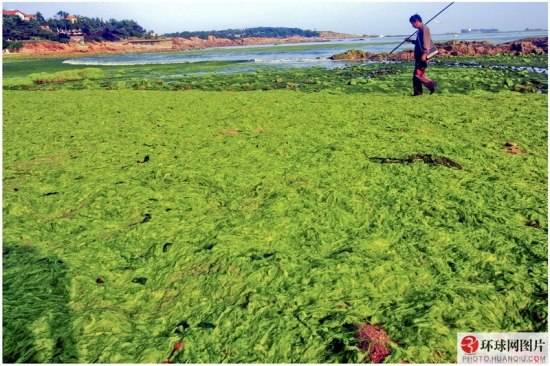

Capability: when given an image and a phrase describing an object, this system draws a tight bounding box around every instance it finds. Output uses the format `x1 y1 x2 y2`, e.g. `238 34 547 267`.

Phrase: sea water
63 30 547 68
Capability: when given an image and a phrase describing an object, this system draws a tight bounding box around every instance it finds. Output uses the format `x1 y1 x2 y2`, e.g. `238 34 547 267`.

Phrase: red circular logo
461 335 479 353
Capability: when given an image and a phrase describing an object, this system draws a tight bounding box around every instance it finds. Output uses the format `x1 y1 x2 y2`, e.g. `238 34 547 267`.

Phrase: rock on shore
329 37 548 61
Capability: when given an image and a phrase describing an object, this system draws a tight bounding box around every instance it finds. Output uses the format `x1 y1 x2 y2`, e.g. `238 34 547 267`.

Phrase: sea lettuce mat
3 90 547 363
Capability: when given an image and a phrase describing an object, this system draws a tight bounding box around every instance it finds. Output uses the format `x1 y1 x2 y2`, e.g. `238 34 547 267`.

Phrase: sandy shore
4 33 362 58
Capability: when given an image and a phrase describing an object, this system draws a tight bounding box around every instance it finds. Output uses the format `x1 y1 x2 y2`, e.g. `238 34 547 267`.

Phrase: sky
3 2 548 35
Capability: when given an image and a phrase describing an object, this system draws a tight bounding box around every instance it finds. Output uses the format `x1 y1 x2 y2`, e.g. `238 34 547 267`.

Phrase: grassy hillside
3 89 547 362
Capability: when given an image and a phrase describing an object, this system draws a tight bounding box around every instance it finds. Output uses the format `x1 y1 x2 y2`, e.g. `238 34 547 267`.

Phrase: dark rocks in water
174 320 190 335
175 320 190 330
37 257 64 265
137 155 150 163
507 37 548 55
327 338 345 353
197 321 216 329
200 243 216 251
437 37 547 57
141 213 152 223
330 37 548 61
408 154 463 169
526 219 541 228
250 252 275 261
131 277 148 285
369 154 463 170
329 49 372 60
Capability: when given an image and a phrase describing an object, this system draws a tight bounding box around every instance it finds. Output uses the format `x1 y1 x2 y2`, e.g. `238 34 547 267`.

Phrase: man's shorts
415 58 428 70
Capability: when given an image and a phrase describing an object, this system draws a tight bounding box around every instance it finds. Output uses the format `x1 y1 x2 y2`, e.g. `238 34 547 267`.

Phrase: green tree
56 10 69 19
164 26 320 40
4 12 147 43
35 11 45 22
5 40 23 51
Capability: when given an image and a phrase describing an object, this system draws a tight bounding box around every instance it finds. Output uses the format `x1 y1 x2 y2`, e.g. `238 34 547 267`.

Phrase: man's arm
422 26 432 51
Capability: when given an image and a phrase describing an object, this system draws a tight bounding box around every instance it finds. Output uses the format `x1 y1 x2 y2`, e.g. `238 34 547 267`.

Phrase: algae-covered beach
2 3 548 364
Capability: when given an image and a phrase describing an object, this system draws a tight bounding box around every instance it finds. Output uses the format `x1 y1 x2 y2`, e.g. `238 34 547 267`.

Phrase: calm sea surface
63 30 548 69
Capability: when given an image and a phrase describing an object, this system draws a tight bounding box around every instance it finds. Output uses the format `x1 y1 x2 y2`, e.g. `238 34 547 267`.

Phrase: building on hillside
57 27 84 41
66 15 77 24
3 9 35 21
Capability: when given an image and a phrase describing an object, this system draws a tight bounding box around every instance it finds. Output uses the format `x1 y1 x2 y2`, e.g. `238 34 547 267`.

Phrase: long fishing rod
388 2 455 55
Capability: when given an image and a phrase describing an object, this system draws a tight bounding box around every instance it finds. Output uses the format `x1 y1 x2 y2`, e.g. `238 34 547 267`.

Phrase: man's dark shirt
414 24 433 59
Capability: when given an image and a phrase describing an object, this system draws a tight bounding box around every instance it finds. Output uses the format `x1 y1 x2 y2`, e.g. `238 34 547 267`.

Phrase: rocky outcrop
329 49 371 60
437 37 547 56
329 37 548 61
506 37 547 55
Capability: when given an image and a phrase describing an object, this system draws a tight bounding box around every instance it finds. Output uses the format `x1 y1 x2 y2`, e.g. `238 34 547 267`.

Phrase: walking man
406 14 437 95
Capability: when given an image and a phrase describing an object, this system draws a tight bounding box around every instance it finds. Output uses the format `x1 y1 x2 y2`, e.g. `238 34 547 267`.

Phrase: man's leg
412 66 423 95
416 67 435 93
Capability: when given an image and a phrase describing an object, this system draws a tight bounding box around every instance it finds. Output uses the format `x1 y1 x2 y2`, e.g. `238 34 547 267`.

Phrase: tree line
3 12 321 52
3 10 148 50
164 27 320 40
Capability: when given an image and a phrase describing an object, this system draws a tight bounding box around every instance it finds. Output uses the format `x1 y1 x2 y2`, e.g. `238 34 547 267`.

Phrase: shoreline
3 35 364 60
6 30 547 60
4 37 547 70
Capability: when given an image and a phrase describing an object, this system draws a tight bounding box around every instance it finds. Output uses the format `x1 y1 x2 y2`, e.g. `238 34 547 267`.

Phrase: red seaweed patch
357 323 391 363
